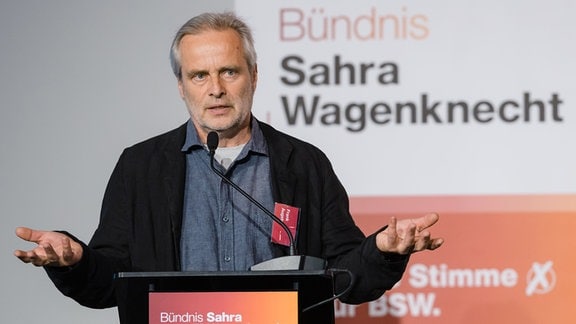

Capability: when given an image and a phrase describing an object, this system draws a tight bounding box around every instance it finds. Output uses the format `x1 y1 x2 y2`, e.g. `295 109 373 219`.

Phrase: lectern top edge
115 269 329 279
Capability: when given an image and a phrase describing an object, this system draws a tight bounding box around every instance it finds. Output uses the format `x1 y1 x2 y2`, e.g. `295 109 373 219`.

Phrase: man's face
177 29 257 142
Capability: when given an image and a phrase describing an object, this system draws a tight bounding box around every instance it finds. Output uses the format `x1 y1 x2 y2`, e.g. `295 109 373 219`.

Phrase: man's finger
15 249 43 266
13 249 32 263
61 237 75 264
15 227 43 244
42 243 59 262
416 213 440 231
387 217 398 245
429 238 444 250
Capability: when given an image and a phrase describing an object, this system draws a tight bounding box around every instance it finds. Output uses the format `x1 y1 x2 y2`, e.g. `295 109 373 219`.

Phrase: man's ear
177 79 185 99
252 64 258 91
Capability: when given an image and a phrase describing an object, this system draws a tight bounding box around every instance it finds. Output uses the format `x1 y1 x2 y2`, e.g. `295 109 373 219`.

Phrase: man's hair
169 12 257 80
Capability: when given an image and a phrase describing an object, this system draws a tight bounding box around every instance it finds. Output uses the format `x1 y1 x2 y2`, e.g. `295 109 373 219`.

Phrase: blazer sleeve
317 157 410 304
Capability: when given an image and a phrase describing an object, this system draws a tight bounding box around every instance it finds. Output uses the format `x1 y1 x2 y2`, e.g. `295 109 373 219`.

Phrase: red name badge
271 203 300 246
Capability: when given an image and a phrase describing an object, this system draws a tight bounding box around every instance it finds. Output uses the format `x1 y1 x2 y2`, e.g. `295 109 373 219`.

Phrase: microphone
206 131 325 271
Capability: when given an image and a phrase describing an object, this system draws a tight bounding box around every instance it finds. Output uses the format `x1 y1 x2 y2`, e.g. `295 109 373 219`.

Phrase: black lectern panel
114 270 335 324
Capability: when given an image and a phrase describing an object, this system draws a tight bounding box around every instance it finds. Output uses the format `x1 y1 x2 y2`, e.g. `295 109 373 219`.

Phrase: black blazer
47 119 409 308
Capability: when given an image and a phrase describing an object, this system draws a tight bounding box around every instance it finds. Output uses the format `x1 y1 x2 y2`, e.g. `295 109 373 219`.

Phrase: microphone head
207 131 219 154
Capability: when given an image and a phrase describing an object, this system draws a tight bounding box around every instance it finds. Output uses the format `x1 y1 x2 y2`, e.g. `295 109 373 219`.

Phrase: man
14 12 443 309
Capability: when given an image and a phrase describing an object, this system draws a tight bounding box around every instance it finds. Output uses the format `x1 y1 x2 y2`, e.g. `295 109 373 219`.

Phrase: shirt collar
181 116 268 156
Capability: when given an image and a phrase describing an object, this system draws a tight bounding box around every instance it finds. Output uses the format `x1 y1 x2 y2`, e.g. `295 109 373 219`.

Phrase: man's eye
223 70 237 77
193 73 206 80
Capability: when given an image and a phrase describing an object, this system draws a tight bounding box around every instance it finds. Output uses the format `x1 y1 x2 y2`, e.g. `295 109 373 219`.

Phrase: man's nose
209 77 225 98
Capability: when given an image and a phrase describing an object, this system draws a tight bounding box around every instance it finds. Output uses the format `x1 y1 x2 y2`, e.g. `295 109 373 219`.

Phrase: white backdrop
236 0 576 196
233 2 576 323
0 1 232 323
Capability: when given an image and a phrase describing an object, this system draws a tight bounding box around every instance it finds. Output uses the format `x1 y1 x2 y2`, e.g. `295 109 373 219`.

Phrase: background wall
2 1 575 324
1 1 232 323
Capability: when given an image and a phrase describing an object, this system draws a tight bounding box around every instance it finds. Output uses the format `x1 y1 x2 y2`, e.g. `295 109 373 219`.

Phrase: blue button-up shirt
180 118 275 271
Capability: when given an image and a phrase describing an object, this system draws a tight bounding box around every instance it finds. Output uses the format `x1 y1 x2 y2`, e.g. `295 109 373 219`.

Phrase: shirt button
222 217 229 222
224 256 231 262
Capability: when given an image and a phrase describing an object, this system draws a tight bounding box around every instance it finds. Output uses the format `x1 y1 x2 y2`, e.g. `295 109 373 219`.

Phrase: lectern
114 270 336 324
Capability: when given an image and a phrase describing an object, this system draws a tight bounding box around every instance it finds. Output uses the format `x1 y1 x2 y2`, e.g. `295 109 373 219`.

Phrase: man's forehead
179 33 247 69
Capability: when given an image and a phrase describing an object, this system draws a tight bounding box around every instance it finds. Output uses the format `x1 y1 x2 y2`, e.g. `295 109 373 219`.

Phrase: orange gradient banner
149 291 298 323
336 195 576 324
